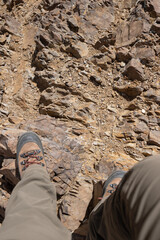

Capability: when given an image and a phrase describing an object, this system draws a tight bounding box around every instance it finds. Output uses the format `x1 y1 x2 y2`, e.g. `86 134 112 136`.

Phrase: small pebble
142 109 146 114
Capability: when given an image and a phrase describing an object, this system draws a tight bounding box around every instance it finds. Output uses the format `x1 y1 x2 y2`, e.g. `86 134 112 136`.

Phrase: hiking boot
102 170 126 198
17 132 46 178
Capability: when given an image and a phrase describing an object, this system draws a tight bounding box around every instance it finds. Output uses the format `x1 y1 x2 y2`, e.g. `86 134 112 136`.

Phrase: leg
0 132 71 240
0 165 71 240
87 155 160 240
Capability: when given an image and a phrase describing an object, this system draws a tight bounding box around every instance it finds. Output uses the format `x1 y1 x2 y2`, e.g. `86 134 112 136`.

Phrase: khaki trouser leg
87 155 160 240
0 165 71 240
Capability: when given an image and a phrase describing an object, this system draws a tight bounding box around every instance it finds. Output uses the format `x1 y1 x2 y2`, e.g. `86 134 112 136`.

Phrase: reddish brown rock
1 0 160 231
94 33 116 49
4 0 23 10
91 53 112 70
85 5 114 31
116 21 145 47
116 47 132 63
148 130 160 146
124 145 144 161
144 0 160 17
34 69 63 91
42 0 61 10
113 84 143 98
134 121 149 134
59 176 93 231
144 88 160 104
67 16 79 33
39 87 97 126
123 58 145 81
0 188 10 222
66 42 89 58
122 0 137 8
151 18 160 35
131 46 155 66
34 48 60 70
1 16 21 36
0 116 84 196
0 129 25 158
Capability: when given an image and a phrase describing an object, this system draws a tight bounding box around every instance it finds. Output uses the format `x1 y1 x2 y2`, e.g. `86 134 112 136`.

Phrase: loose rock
148 130 160 146
66 42 89 58
144 88 160 104
114 84 143 98
2 16 21 36
123 58 145 81
116 47 132 63
144 0 160 17
151 18 160 35
116 21 145 47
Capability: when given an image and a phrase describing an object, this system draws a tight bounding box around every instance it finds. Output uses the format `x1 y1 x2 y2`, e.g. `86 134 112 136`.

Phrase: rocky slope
0 0 160 238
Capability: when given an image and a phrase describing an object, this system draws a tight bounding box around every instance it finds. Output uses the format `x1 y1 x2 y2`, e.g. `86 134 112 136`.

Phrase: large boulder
0 116 84 196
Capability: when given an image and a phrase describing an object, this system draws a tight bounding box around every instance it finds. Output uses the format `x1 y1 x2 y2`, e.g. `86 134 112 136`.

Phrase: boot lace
107 183 118 194
98 183 118 200
20 149 44 171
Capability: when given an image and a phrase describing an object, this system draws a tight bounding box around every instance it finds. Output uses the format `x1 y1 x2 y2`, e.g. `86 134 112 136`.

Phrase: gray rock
35 30 55 50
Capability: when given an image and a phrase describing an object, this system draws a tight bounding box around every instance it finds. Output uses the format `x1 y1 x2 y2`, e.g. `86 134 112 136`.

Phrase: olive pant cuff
0 165 71 240
87 155 160 240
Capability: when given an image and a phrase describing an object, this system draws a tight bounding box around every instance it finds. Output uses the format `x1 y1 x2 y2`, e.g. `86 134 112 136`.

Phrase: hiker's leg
87 155 160 240
0 165 71 240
